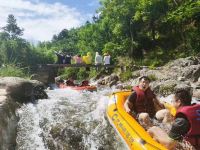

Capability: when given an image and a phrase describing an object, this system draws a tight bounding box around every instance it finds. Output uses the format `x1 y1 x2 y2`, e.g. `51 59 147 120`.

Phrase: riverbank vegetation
0 0 199 79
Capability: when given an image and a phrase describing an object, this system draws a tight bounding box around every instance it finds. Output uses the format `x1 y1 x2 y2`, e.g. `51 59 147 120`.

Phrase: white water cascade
16 88 126 150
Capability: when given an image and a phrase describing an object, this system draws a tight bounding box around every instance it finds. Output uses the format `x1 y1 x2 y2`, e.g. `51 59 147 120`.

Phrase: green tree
2 14 24 39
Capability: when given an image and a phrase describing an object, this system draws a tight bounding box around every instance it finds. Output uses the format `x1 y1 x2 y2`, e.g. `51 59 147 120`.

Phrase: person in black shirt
147 89 200 150
124 76 165 129
64 53 72 64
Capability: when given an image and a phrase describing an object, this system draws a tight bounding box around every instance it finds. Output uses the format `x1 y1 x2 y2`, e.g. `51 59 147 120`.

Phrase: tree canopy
40 0 199 66
0 0 199 72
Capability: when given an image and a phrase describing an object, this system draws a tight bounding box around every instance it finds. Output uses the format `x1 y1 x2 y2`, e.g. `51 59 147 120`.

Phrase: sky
0 0 100 43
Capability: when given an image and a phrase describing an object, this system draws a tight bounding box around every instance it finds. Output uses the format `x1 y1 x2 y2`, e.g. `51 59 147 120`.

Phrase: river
16 87 126 150
15 87 199 150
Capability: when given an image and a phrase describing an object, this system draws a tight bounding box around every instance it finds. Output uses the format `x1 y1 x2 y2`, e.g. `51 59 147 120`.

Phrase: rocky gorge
0 77 47 150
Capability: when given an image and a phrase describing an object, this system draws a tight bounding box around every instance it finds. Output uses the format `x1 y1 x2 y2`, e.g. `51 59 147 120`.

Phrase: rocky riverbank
96 56 200 99
1 56 200 149
0 77 47 150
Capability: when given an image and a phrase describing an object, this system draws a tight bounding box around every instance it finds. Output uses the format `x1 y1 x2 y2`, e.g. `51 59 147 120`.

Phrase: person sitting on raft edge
147 89 200 150
124 76 168 129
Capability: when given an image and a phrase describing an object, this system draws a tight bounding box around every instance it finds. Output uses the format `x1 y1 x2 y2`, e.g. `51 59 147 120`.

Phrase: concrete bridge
45 64 115 68
31 64 116 84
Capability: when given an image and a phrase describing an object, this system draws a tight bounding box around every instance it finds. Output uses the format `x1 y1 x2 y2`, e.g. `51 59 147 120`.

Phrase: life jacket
66 80 75 86
132 86 156 117
81 80 89 86
176 104 200 149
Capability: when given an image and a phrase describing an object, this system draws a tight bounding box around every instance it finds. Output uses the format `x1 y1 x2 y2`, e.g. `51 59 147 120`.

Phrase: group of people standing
95 52 111 65
54 51 111 66
54 51 72 64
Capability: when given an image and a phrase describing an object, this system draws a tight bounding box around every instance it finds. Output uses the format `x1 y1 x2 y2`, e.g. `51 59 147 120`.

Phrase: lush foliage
120 70 133 81
0 15 53 77
0 0 199 78
59 68 106 80
40 0 199 68
0 64 29 78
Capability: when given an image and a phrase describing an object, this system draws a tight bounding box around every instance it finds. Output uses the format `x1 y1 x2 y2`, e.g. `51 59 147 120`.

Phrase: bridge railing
39 64 116 68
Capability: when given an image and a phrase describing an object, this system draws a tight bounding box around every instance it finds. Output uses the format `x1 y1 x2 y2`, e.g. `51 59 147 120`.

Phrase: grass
120 70 132 81
0 64 29 78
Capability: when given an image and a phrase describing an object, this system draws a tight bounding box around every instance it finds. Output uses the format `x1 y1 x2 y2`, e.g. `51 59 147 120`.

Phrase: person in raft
147 89 200 150
124 76 166 129
66 78 75 86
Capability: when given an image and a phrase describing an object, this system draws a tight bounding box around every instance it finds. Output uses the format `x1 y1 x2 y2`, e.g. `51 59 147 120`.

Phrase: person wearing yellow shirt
83 52 92 64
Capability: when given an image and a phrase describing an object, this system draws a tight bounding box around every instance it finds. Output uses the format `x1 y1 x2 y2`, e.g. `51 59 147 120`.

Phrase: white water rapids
15 87 199 150
16 87 126 150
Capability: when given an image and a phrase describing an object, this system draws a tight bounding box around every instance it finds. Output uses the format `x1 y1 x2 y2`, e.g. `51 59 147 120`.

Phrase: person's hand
125 107 131 114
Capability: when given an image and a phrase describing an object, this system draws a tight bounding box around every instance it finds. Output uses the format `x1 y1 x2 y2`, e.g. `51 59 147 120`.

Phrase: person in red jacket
124 76 165 129
148 89 200 150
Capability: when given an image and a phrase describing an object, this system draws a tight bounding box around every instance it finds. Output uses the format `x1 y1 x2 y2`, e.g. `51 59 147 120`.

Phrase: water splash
16 88 126 150
16 88 198 150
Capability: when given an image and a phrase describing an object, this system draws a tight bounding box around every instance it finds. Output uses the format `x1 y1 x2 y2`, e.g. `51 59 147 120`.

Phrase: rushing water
16 88 126 150
16 87 199 150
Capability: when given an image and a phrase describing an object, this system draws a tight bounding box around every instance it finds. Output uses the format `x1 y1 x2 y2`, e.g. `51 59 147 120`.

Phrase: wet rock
0 77 47 103
0 99 19 150
96 74 119 87
6 81 34 103
108 80 118 87
0 77 48 150
115 84 124 90
0 89 7 104
32 83 48 99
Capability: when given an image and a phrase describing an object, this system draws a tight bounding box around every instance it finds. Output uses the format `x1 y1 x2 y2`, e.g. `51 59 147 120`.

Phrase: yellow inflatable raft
106 91 168 150
163 102 176 117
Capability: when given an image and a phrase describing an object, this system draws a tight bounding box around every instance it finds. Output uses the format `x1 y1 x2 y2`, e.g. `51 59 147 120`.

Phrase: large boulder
181 65 200 82
150 80 191 96
0 77 47 103
0 77 48 150
165 56 199 68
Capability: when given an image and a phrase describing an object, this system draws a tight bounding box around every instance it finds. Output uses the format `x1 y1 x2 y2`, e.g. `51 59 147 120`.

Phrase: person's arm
124 92 136 114
153 96 165 109
147 126 177 150
147 117 190 150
